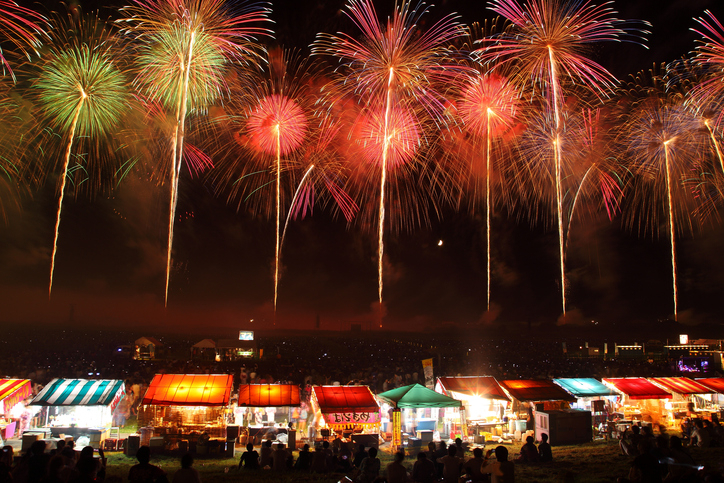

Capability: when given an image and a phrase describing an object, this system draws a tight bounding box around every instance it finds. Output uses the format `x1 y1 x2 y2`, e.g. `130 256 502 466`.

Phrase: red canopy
437 377 510 401
651 377 712 395
499 380 575 402
603 378 672 400
142 374 233 406
237 384 300 407
313 386 379 413
696 378 724 395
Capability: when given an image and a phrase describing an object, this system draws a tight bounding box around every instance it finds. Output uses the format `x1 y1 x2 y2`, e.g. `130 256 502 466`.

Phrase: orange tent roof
142 374 233 406
499 380 576 402
238 384 300 407
313 386 379 413
0 379 32 413
437 377 510 401
651 377 712 395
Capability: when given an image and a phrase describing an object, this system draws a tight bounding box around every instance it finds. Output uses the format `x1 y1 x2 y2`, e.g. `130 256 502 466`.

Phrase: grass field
101 439 724 482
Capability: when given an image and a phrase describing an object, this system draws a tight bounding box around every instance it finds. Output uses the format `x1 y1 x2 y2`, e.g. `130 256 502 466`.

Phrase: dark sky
2 0 724 334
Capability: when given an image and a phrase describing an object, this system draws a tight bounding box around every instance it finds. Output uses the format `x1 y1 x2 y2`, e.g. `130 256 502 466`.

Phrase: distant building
215 339 257 361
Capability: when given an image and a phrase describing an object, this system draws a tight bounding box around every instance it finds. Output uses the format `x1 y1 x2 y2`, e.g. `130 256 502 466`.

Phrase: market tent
31 379 125 412
499 380 576 402
436 377 510 401
192 339 216 348
0 379 32 414
696 378 724 394
142 374 233 406
313 386 380 427
651 377 712 396
237 384 300 407
603 378 672 400
378 383 462 408
313 386 379 413
553 378 617 398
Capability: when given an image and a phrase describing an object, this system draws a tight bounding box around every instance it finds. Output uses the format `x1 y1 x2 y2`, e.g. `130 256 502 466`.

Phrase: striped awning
31 379 125 409
143 374 234 406
651 377 712 395
696 378 724 395
0 379 32 414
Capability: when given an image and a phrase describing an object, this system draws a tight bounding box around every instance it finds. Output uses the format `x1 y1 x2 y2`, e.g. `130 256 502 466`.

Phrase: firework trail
33 11 128 298
0 0 46 81
476 0 648 316
620 67 703 321
312 0 467 322
454 70 519 310
119 0 271 306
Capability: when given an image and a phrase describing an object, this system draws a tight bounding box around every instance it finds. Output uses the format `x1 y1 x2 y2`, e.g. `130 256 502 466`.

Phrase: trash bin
515 420 527 433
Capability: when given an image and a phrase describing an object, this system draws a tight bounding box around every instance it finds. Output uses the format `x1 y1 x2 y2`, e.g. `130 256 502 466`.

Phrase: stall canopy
603 378 672 400
499 380 576 402
237 384 300 407
696 378 724 395
192 339 216 349
313 386 380 426
0 379 32 414
651 377 712 396
436 377 510 401
553 378 617 398
31 379 125 412
378 383 462 408
142 374 233 406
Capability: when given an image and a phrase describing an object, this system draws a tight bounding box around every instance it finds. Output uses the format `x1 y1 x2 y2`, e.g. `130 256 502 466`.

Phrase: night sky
2 0 724 333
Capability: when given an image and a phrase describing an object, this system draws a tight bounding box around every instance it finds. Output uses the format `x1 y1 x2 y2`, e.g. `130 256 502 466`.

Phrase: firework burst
0 0 46 81
476 0 648 315
119 0 271 306
312 0 467 320
33 11 129 298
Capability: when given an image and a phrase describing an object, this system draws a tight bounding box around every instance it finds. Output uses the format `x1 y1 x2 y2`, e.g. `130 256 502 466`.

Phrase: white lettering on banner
327 412 380 424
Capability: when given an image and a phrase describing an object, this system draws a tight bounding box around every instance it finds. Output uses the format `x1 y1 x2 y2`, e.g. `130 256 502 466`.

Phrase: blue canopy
553 378 617 398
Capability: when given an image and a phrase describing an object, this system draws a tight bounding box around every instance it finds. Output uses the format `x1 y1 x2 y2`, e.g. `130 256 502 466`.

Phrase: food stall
377 383 462 452
602 377 672 428
650 377 715 425
236 384 301 447
696 378 724 410
29 378 125 448
0 379 32 440
138 374 234 452
134 337 163 360
499 379 579 443
311 385 380 448
435 376 510 443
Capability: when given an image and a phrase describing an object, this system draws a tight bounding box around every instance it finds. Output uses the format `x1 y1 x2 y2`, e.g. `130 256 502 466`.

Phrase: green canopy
377 383 462 408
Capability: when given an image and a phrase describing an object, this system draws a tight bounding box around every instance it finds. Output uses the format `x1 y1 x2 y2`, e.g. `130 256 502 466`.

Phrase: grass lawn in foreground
103 439 724 482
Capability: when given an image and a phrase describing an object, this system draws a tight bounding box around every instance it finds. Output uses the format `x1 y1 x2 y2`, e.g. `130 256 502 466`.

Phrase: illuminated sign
326 412 380 424
680 334 689 345
236 350 254 357
392 409 402 450
239 331 254 341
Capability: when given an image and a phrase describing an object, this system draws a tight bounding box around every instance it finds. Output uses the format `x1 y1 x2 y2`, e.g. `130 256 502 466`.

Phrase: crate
103 439 118 451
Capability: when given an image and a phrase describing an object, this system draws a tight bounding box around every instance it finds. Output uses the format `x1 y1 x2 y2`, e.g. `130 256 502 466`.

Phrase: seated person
538 434 552 462
237 443 259 470
517 436 540 463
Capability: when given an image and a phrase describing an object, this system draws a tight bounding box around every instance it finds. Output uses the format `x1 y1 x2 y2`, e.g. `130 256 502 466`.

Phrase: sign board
422 358 434 389
239 331 254 341
325 412 380 425
392 408 402 451
679 334 689 345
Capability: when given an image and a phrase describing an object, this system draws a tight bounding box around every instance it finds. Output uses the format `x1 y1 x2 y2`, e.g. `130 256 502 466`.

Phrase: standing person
237 443 259 470
356 447 380 483
128 446 167 483
385 452 407 483
440 445 463 483
538 434 552 462
0 446 14 483
481 446 515 483
412 451 435 483
171 454 200 483
454 438 466 459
